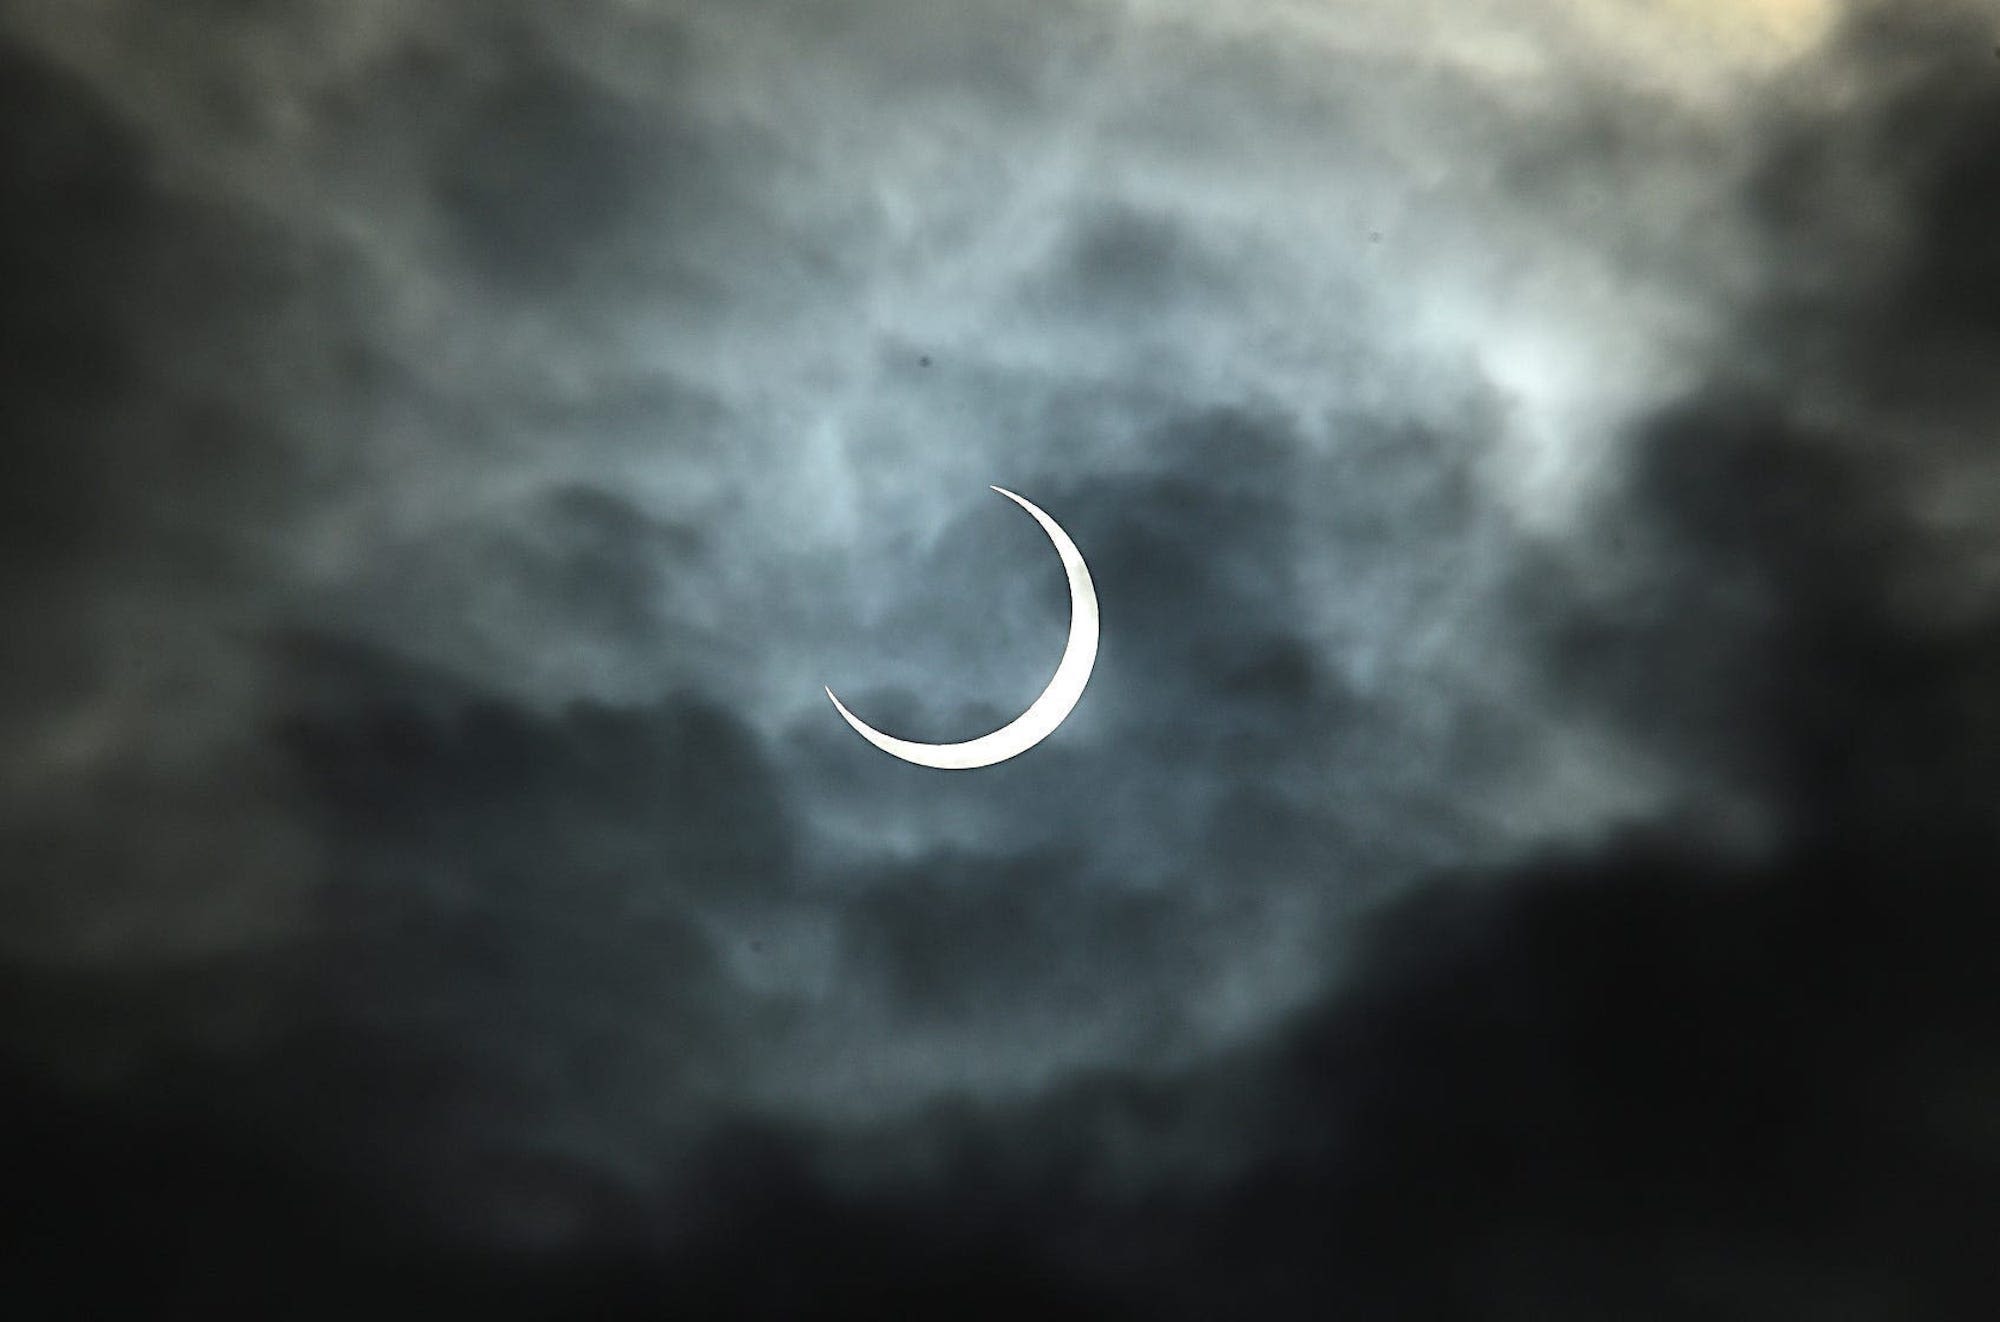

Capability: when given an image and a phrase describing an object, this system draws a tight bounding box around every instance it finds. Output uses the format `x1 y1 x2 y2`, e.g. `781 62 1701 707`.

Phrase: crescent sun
825 486 1098 769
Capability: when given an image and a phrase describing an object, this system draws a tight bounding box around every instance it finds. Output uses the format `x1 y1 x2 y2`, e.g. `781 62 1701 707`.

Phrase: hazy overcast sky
5 0 1998 1314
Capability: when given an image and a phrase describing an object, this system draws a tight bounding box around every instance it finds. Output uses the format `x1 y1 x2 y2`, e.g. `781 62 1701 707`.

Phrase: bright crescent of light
825 487 1098 770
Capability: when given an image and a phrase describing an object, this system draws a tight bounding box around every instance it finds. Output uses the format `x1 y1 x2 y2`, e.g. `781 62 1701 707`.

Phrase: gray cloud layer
4 0 1999 1312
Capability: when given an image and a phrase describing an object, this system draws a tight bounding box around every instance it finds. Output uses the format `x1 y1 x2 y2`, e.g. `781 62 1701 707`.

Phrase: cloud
2 0 1998 1311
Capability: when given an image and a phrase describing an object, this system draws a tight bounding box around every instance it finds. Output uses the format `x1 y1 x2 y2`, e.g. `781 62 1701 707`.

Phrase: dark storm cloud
264 636 804 1222
1026 202 1239 316
437 61 677 292
5 0 2000 1313
0 35 324 1014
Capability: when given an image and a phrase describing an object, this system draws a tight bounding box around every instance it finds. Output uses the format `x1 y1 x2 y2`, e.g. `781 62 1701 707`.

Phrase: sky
3 0 1999 1314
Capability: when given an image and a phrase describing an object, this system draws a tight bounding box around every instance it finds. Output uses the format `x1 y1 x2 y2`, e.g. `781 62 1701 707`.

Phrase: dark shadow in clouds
251 634 808 1246
438 61 670 293
1750 2 2000 409
1027 203 1239 318
0 37 302 603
